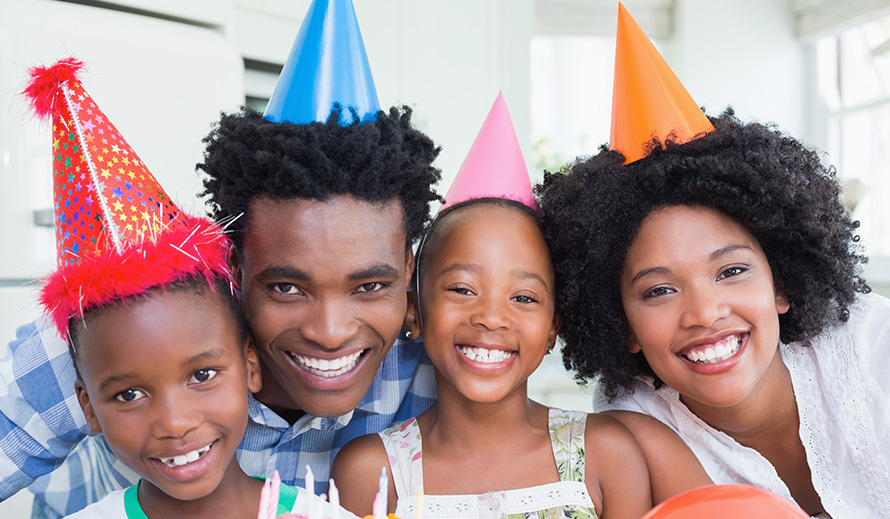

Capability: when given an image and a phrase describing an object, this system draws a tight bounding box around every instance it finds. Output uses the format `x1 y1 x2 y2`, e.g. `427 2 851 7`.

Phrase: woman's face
619 205 789 413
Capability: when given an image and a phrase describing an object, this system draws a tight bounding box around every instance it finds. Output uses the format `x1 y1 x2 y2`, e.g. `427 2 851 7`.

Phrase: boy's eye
115 389 146 403
717 266 748 280
356 282 386 294
190 369 218 384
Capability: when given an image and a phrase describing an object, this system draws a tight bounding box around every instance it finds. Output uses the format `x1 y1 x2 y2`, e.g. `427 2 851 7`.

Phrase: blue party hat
264 0 380 124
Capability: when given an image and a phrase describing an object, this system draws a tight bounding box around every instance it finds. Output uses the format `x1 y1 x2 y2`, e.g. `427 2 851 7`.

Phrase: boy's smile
236 195 413 419
73 287 262 504
620 205 790 413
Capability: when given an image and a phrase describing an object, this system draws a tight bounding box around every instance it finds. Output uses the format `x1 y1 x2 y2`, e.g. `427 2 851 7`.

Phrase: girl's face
414 204 559 404
74 288 261 504
619 206 789 413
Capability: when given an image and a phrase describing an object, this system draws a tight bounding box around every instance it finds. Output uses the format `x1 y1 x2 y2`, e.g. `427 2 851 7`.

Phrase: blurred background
2 0 890 514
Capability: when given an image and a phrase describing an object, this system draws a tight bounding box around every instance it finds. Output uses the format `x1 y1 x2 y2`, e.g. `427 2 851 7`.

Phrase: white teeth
458 346 513 363
684 335 741 365
158 443 211 468
291 350 363 378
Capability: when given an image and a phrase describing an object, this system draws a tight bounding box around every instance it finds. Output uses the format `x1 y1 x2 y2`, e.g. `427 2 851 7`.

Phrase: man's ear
404 247 416 289
404 290 422 339
75 379 102 434
244 339 262 394
228 251 243 292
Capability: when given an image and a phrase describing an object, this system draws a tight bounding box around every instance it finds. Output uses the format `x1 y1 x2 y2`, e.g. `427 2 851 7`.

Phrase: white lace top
594 293 890 519
378 408 597 519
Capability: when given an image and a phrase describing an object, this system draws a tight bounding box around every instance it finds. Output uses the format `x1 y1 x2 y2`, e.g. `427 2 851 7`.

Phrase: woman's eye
115 389 146 403
717 266 747 280
191 369 218 384
642 286 674 299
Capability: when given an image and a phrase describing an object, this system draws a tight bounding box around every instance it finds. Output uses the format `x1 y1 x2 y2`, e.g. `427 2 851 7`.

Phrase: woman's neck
138 459 264 519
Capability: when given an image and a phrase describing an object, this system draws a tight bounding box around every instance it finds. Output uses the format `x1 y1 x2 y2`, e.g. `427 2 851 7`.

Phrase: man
0 0 442 516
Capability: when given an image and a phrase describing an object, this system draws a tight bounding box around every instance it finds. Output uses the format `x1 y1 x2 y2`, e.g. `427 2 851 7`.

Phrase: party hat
610 3 713 163
264 0 380 125
440 92 537 211
23 58 232 337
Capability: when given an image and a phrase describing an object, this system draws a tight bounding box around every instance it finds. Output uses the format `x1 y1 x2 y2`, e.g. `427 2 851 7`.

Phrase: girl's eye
447 286 475 296
512 294 538 304
642 286 674 299
356 282 386 294
717 266 748 280
191 369 218 384
115 389 146 403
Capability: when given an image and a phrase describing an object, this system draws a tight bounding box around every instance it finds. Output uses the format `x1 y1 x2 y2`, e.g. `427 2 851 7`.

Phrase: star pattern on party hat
610 3 714 163
26 58 179 267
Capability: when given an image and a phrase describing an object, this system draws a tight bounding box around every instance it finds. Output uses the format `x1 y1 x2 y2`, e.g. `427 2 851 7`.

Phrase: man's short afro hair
198 105 443 252
537 109 870 400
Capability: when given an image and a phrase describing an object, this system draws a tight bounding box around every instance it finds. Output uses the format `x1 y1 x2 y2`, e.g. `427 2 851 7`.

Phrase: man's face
234 195 413 418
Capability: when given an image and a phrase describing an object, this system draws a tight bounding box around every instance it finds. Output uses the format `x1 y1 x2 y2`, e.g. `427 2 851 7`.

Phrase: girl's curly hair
537 109 869 400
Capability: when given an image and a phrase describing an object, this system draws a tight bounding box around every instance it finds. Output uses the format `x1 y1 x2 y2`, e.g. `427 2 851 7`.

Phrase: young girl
24 58 341 519
333 196 653 519
537 110 890 518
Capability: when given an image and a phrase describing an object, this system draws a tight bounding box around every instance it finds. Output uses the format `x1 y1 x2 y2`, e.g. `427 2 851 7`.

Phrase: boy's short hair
198 106 443 254
68 274 248 378
538 109 870 400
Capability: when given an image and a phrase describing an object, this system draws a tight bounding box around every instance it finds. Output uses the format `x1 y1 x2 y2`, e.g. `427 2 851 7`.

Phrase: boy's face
619 205 790 415
233 195 413 418
411 205 559 404
74 289 261 503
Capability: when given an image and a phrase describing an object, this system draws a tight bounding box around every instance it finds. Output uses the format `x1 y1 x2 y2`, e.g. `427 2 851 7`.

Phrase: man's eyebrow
348 264 400 281
258 265 311 281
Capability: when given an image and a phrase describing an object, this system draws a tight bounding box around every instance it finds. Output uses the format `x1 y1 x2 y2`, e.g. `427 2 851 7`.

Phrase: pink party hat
440 92 536 211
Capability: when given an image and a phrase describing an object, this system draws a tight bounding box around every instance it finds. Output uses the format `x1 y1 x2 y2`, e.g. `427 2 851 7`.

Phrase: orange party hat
610 3 713 163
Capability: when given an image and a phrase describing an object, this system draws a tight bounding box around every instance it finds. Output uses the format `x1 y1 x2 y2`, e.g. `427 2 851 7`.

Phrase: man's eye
356 282 385 293
190 369 218 384
115 389 146 403
271 283 299 295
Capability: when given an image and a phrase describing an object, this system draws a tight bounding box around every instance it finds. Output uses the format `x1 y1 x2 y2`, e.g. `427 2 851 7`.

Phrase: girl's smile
620 205 790 412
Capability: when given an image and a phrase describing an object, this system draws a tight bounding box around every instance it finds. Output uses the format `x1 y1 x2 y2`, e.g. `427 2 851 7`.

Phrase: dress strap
379 417 424 498
548 408 588 483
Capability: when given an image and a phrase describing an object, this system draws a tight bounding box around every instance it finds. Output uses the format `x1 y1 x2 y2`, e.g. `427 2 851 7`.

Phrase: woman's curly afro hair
198 105 443 252
537 109 869 400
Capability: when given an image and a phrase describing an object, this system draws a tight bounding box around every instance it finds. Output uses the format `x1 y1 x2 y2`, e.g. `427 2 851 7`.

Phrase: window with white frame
815 13 890 257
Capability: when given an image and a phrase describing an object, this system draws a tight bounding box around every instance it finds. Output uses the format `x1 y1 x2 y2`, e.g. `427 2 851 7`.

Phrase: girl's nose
151 391 202 439
469 294 510 331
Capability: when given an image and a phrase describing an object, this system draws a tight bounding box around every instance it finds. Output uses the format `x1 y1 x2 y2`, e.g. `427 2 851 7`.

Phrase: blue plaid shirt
0 317 437 518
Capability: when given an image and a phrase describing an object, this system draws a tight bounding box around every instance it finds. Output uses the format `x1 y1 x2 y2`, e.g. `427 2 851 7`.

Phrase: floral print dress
378 408 598 519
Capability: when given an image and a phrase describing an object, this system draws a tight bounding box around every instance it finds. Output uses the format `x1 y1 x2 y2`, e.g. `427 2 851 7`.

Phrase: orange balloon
610 2 714 163
642 485 809 519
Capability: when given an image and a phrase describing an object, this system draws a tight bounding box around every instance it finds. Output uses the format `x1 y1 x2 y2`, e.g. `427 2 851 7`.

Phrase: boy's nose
680 285 731 329
151 391 202 439
299 298 360 350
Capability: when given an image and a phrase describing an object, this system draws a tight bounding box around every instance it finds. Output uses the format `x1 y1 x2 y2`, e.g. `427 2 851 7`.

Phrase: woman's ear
75 380 102 434
775 291 790 315
626 332 642 354
244 339 262 394
404 291 422 339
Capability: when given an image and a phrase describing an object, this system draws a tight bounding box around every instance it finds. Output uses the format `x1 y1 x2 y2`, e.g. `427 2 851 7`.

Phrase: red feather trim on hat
39 214 233 340
23 57 85 121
